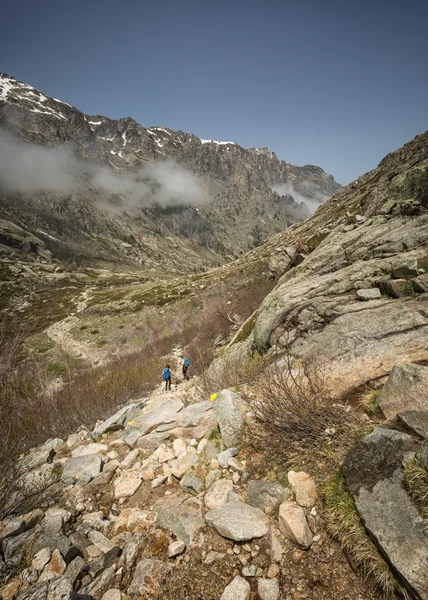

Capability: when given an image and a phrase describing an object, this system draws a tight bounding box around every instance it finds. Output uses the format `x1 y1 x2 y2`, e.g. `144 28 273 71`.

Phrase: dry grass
359 389 380 415
245 353 355 455
403 457 428 519
323 470 410 599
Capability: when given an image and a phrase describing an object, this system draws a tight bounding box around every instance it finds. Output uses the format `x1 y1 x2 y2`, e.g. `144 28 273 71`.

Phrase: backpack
163 367 171 380
184 358 190 368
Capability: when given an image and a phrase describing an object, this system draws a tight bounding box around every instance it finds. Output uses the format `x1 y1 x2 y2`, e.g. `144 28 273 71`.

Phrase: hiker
182 356 190 380
162 364 172 391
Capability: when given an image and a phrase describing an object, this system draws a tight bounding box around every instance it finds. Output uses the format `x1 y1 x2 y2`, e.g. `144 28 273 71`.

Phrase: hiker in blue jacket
181 356 190 380
162 365 172 391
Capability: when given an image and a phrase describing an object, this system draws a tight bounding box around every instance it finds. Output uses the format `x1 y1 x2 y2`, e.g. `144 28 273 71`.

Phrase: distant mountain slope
0 73 340 271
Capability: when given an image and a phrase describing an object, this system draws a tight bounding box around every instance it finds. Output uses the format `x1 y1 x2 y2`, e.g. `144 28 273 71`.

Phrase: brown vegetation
245 353 355 457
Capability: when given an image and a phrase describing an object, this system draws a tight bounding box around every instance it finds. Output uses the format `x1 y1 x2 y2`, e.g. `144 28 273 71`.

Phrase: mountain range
0 73 340 273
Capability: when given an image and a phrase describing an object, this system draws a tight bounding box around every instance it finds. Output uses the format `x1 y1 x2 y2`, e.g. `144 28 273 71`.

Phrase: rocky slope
211 129 428 399
0 386 381 600
0 73 339 274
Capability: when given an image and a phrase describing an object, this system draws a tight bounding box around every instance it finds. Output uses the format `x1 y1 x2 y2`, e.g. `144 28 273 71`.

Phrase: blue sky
1 0 427 184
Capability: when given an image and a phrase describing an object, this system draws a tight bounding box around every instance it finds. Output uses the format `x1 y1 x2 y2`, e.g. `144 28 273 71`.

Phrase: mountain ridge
0 72 340 273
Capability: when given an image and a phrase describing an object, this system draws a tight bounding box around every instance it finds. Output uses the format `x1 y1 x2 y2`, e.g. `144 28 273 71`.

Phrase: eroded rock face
377 363 428 420
343 427 428 599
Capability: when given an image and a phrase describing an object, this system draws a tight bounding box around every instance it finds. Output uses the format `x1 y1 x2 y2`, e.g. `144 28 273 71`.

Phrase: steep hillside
0 123 427 600
0 73 339 274
211 129 428 397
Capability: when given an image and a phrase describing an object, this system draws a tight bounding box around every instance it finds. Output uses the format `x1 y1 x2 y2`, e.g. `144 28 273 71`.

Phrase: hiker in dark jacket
181 356 190 380
162 365 171 391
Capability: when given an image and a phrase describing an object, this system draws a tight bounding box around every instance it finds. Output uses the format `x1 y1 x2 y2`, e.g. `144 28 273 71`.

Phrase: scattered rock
133 399 184 436
418 439 428 470
136 432 168 450
220 575 250 600
241 564 257 577
0 518 26 544
214 389 245 448
205 469 222 488
168 539 186 558
3 528 40 569
101 590 122 600
377 363 428 419
356 288 381 300
63 555 85 584
114 472 142 498
269 527 283 563
112 508 155 535
217 447 238 468
32 548 51 573
181 401 213 427
391 255 419 278
205 501 270 541
153 445 175 463
86 565 115 596
87 530 115 553
287 471 318 508
397 410 428 439
169 452 198 478
128 558 172 597
152 475 167 488
258 577 280 600
121 449 139 468
61 455 102 485
266 563 280 578
180 474 204 495
22 448 55 471
122 427 143 448
204 550 225 565
156 495 204 547
172 438 187 457
88 546 121 578
247 480 290 511
204 479 233 510
39 549 66 582
278 501 313 549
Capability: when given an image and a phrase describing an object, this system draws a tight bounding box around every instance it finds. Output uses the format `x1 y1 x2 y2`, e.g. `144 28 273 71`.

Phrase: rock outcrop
211 130 428 399
343 428 428 599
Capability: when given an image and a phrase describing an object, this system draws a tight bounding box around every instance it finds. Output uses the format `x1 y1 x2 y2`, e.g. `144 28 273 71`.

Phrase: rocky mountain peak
0 74 340 272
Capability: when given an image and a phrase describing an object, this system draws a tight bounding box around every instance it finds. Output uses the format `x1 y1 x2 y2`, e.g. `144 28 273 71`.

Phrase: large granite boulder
92 403 139 437
213 389 245 448
156 493 204 548
61 455 103 486
377 363 428 420
342 427 428 599
205 501 270 541
130 399 184 436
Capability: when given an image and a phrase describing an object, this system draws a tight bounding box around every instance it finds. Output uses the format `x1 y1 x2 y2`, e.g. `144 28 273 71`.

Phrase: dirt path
45 286 105 364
